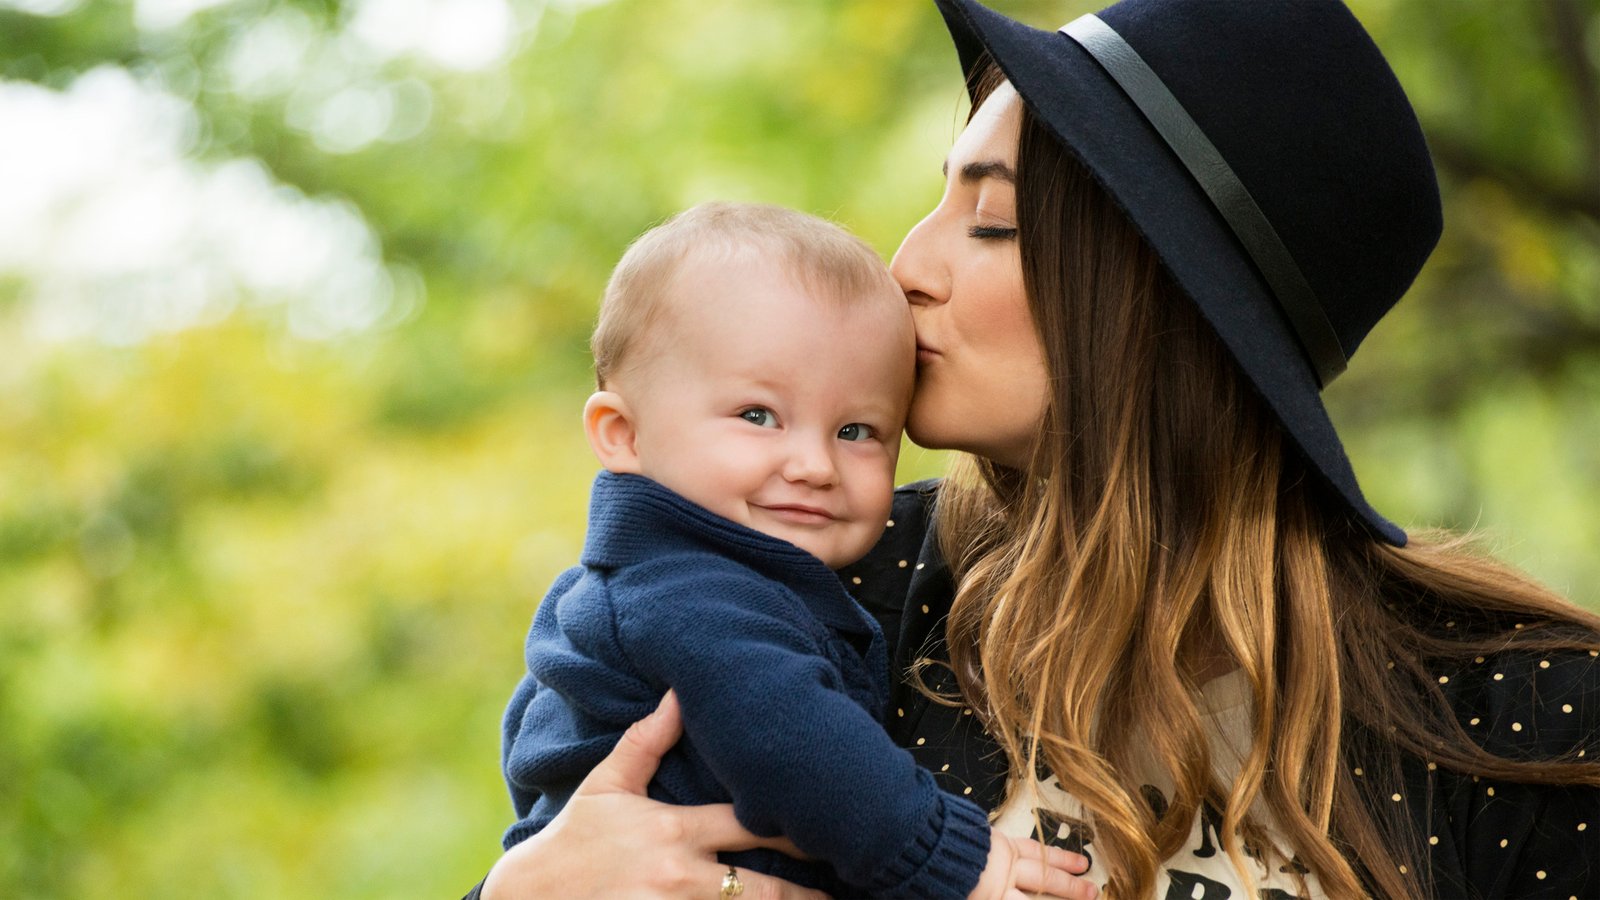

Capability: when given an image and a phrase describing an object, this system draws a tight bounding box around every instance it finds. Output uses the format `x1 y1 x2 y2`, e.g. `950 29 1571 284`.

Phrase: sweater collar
580 471 877 636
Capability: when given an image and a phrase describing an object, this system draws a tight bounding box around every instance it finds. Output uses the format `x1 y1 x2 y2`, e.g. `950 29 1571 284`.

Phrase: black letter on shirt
1165 869 1231 899
1193 801 1226 859
1141 784 1170 818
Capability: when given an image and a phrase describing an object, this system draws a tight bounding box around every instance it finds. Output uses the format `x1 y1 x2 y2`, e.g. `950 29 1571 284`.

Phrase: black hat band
1060 14 1349 388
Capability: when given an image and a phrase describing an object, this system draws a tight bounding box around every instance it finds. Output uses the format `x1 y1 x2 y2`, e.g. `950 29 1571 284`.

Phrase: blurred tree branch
1427 131 1600 226
1541 0 1600 195
1419 0 1600 229
1427 0 1600 228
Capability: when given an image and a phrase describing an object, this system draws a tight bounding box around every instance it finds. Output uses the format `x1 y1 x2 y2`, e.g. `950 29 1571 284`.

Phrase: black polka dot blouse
836 481 1600 900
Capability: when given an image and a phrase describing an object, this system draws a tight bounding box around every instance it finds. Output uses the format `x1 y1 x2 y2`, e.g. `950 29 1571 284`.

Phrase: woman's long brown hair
936 64 1600 899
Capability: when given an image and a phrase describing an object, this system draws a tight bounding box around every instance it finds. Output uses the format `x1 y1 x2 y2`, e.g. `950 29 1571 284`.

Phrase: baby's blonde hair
592 202 900 388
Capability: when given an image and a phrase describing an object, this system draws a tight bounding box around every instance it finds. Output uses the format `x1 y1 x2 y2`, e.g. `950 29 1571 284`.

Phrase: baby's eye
837 423 874 442
739 407 778 428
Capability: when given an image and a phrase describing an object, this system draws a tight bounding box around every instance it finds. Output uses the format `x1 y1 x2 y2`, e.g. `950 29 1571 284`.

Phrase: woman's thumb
573 690 683 796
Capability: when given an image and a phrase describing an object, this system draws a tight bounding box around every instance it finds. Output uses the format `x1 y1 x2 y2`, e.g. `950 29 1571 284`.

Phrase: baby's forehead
649 254 883 337
682 238 891 293
657 241 902 324
624 249 911 396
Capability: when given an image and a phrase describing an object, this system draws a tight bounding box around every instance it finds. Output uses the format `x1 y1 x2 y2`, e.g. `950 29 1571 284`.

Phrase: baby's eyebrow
941 158 1017 185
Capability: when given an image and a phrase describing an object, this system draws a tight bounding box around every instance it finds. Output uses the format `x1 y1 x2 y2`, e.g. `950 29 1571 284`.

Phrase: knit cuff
501 819 540 852
863 792 991 899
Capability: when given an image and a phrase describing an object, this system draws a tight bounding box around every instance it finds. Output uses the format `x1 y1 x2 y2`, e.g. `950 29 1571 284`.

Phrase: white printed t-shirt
991 669 1325 900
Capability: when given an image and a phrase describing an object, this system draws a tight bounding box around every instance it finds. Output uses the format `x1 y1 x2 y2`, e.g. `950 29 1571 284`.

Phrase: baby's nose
782 437 838 487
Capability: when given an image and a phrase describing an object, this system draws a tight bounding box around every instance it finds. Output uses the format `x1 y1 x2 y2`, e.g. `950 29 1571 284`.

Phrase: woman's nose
889 210 948 308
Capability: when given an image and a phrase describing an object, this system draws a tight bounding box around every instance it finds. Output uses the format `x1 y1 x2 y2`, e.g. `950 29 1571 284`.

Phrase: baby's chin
675 487 881 569
779 528 876 570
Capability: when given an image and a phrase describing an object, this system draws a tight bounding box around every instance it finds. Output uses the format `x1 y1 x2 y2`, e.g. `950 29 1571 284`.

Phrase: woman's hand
968 829 1098 900
481 692 826 900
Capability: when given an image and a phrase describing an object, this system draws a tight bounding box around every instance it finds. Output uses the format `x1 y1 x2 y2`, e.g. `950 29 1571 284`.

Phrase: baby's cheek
836 521 884 570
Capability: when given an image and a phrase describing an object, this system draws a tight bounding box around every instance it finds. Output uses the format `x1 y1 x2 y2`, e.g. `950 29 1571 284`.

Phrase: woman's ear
583 391 643 474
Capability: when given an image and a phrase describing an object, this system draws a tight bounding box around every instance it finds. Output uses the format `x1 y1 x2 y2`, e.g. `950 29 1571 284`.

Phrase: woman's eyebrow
940 159 1017 185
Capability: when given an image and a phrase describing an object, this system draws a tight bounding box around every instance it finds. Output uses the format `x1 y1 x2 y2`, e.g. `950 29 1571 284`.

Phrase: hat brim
935 0 1405 546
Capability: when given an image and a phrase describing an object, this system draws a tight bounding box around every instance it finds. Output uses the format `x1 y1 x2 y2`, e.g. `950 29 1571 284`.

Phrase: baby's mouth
755 503 837 525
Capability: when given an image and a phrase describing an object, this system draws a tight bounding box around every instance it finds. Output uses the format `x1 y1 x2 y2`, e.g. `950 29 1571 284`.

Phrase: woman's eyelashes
967 224 1018 240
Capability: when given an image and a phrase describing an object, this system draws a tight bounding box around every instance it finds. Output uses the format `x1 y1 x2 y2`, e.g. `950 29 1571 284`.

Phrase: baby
500 203 1074 898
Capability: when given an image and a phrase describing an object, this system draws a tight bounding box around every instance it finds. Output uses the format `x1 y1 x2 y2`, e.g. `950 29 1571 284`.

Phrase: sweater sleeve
500 565 659 850
614 563 991 899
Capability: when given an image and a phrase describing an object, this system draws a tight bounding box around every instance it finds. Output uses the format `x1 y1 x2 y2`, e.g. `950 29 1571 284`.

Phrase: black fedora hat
933 0 1443 546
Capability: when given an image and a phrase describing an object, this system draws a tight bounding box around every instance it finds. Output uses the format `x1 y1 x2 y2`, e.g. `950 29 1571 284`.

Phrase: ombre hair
591 202 900 388
935 64 1600 900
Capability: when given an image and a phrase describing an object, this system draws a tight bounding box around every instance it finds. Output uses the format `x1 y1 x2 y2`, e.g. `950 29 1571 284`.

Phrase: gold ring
719 865 744 899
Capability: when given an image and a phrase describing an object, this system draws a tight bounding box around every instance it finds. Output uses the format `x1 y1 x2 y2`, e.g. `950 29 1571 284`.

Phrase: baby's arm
616 566 993 899
487 691 1091 900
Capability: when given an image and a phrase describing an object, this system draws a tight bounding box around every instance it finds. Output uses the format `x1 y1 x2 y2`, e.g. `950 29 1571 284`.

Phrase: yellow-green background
2 1 1598 896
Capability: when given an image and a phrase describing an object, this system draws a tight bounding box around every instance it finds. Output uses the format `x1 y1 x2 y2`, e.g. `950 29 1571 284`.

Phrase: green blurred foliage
0 0 1597 896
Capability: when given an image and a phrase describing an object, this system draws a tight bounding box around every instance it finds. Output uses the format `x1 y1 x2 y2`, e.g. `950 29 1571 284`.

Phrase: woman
475 0 1600 897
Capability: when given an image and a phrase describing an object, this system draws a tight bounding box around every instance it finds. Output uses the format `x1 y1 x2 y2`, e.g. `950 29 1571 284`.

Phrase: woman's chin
904 410 956 454
908 402 1025 464
907 420 994 468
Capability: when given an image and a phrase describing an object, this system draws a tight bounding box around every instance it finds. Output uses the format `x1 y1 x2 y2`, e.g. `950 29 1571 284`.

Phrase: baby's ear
583 391 643 474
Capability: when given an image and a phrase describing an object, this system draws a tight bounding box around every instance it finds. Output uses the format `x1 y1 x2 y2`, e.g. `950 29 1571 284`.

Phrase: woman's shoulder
889 479 941 524
1435 642 1600 760
1418 643 1600 898
836 479 944 624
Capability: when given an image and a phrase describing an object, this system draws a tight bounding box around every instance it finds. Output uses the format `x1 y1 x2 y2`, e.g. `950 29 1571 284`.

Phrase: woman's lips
756 504 836 526
916 342 941 364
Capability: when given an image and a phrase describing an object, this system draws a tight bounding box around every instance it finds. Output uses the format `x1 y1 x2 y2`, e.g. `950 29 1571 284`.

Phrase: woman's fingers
484 693 831 900
573 691 683 796
698 863 830 900
487 822 822 900
1010 856 1099 900
752 836 811 862
1010 838 1090 874
675 804 812 860
1008 837 1096 899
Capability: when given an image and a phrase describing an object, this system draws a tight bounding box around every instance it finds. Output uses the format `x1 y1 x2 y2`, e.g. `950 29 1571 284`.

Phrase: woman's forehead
948 81 1022 171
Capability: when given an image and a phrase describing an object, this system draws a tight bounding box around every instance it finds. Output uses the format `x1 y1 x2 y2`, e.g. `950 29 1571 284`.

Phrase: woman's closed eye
967 224 1018 240
739 407 779 428
837 423 875 442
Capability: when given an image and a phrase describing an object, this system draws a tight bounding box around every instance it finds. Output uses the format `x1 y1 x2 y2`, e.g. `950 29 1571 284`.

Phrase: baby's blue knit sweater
501 471 991 898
